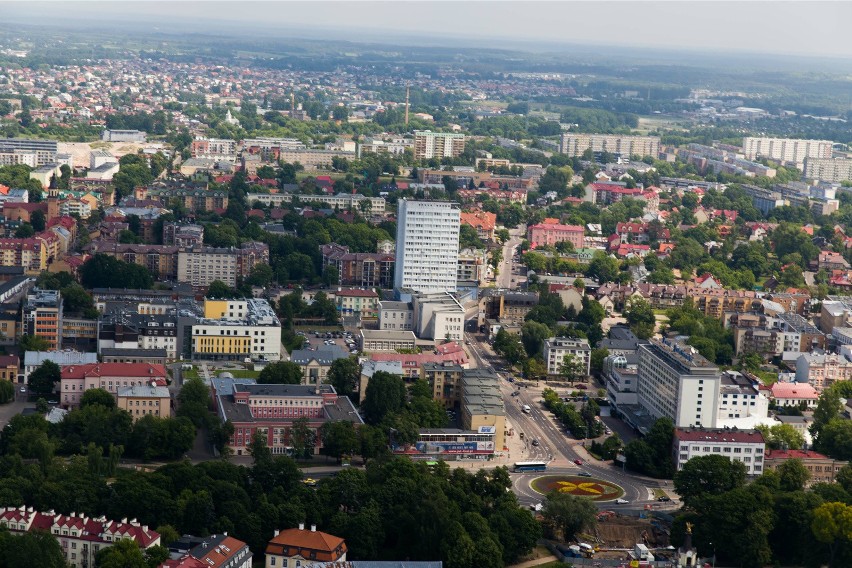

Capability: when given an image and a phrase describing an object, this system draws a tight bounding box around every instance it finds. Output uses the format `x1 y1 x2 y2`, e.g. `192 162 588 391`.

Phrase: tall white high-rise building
394 200 460 294
742 137 832 167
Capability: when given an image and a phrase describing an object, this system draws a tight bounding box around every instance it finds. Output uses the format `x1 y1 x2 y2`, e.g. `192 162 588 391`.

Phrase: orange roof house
265 524 347 566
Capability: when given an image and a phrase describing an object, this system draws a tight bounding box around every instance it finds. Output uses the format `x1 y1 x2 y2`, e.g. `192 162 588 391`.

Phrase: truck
522 404 531 414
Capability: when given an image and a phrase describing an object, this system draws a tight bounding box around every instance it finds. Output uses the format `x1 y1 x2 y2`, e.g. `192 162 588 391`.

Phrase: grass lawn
228 370 260 379
183 367 200 380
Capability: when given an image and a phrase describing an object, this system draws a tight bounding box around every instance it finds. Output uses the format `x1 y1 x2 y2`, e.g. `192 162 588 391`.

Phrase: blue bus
513 461 547 472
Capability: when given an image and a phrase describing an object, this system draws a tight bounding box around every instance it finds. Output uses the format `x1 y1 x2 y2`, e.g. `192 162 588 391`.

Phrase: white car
615 498 629 504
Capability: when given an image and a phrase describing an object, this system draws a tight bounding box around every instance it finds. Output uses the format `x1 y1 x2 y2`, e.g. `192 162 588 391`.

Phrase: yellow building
117 385 171 421
421 362 464 408
0 356 18 382
192 298 282 362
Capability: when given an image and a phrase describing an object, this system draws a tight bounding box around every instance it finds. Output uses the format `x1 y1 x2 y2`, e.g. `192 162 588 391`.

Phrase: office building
0 507 160 568
527 220 585 249
742 137 832 167
544 337 591 377
637 338 721 428
191 299 282 362
22 288 62 350
559 133 660 158
673 428 766 475
410 292 465 342
394 200 460 294
413 130 465 160
459 369 506 450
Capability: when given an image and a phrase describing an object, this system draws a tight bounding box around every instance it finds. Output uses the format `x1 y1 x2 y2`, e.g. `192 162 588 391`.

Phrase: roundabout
530 474 625 502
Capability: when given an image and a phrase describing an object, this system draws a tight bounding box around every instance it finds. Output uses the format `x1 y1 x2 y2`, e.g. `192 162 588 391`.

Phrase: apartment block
527 220 585 249
277 148 357 170
0 507 160 568
335 288 379 318
637 338 721 429
248 192 386 216
804 157 852 183
190 137 237 159
673 428 766 475
460 210 497 241
559 133 660 158
0 138 58 165
413 130 465 160
321 243 395 289
795 352 852 392
422 362 464 408
394 200 460 294
742 137 832 167
544 337 591 376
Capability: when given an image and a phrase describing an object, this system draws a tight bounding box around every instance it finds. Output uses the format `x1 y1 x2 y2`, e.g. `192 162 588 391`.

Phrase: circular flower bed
530 475 624 501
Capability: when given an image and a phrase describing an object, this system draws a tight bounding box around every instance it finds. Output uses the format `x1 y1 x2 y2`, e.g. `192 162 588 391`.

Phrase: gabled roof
266 527 346 560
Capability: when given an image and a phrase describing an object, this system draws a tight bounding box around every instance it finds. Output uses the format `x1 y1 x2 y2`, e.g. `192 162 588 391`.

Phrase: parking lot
298 330 358 355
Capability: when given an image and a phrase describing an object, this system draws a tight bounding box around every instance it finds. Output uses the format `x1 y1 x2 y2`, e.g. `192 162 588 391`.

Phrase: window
270 559 276 567
734 447 742 453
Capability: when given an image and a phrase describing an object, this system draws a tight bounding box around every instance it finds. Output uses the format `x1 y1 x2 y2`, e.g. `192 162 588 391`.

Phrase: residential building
543 337 591 376
412 292 465 342
413 130 465 160
86 242 179 281
742 137 832 167
770 382 819 408
457 248 487 284
378 300 414 331
290 346 349 386
212 379 362 456
277 148 357 170
117 385 171 421
459 211 497 241
795 352 852 392
359 329 417 352
0 507 160 568
190 137 237 159
482 290 539 324
335 288 379 319
673 428 766 475
637 338 722 429
804 157 852 183
527 220 585 249
177 242 269 288
143 186 229 212
60 363 168 408
598 326 644 357
321 244 395 289
559 133 660 158
459 369 506 450
0 355 18 382
394 200 460 294
604 353 640 410
764 450 848 486
163 223 204 247
99 314 184 361
248 192 385 216
0 138 58 165
357 136 413 157
191 299 282 362
165 533 252 568
22 288 62 350
368 348 468 380
265 525 346 568
422 362 464 408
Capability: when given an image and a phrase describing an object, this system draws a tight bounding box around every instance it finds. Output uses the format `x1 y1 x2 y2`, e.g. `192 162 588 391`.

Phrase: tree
756 423 805 451
587 253 620 283
362 371 406 425
815 419 852 460
248 430 272 463
777 458 811 491
520 320 550 358
258 361 303 385
623 296 656 339
19 333 49 352
320 420 358 461
176 376 211 428
80 254 153 289
558 354 585 384
328 357 360 398
0 529 67 568
811 502 852 567
205 280 238 299
95 532 149 567
28 360 60 398
674 454 747 507
290 416 316 459
590 347 609 374
14 223 34 238
80 388 116 409
812 387 844 442
542 492 597 541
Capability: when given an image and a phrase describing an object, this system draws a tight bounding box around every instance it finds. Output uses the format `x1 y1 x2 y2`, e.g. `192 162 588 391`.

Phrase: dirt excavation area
58 141 169 168
592 513 671 559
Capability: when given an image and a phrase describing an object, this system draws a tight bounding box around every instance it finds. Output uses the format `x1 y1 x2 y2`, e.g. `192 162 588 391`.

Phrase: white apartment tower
742 137 832 167
637 338 721 429
413 130 466 160
394 200 460 294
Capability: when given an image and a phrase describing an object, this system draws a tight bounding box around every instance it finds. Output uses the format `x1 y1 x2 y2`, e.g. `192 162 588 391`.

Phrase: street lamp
709 542 716 568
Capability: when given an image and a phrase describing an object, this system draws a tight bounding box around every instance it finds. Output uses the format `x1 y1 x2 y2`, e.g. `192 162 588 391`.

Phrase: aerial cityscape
0 1 851 567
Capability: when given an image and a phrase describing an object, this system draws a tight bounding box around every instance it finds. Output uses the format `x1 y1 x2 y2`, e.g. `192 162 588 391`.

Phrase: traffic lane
510 469 648 508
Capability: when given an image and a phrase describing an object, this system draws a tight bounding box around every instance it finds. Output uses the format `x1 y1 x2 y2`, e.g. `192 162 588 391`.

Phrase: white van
522 405 531 414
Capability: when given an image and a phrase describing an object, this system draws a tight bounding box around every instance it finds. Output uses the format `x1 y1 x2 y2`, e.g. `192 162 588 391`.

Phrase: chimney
298 523 304 531
311 525 316 532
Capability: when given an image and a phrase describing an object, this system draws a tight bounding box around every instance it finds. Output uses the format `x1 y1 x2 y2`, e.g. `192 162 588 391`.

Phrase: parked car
531 439 539 446
657 496 671 502
616 498 629 504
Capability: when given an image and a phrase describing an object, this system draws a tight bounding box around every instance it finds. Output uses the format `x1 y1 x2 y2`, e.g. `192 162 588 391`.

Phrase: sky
5 1 852 59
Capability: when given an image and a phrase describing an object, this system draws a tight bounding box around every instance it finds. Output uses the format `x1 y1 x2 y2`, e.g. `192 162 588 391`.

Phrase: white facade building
742 137 832 167
637 338 722 429
412 292 466 341
394 200 460 294
544 337 592 376
673 428 766 475
413 130 465 159
378 300 414 331
559 133 660 158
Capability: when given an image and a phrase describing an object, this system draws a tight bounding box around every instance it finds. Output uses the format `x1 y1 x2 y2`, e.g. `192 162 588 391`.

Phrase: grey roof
240 383 334 397
291 346 349 365
24 351 98 368
307 562 442 568
361 360 403 377
100 348 168 358
117 385 170 398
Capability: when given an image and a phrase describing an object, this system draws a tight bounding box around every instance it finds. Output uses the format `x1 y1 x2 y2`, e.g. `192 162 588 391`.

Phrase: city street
496 226 525 290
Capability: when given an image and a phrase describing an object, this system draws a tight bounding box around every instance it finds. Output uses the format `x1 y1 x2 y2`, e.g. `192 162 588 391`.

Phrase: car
511 391 520 397
531 439 539 446
465 340 471 345
47 400 58 405
605 428 612 435
19 386 25 393
507 377 515 383
577 471 593 477
615 498 629 504
574 459 583 466
657 496 671 502
302 478 317 487
575 384 588 390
